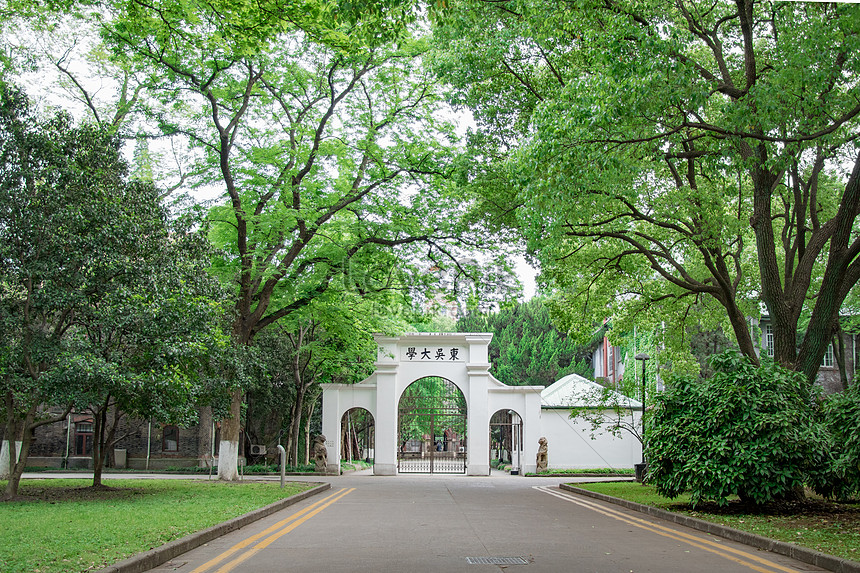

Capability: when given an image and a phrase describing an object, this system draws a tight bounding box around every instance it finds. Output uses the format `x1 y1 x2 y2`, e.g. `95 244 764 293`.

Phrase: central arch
397 376 467 473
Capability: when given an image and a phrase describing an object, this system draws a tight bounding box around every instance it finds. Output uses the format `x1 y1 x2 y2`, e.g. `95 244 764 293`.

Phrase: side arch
489 409 524 474
340 408 375 465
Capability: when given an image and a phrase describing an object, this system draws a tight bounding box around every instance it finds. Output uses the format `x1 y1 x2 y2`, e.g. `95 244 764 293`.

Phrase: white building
539 373 642 470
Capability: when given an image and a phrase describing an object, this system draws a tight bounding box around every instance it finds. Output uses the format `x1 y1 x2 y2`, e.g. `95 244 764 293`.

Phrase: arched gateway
321 333 543 475
398 376 467 473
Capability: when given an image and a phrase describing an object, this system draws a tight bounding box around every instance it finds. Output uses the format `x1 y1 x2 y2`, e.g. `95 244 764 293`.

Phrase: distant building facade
591 334 625 386
24 407 219 470
757 316 857 393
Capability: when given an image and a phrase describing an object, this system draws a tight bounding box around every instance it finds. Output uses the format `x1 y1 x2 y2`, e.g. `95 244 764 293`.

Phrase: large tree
434 0 860 381
55 215 225 487
0 84 219 497
102 0 487 479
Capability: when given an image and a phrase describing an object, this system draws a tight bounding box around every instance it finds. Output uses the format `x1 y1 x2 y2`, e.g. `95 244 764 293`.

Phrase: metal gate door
398 377 467 474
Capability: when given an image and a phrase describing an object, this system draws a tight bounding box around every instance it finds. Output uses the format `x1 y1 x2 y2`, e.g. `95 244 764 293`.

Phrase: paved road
111 470 826 573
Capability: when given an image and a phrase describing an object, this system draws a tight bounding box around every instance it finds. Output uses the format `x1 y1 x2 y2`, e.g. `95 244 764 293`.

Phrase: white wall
538 408 641 470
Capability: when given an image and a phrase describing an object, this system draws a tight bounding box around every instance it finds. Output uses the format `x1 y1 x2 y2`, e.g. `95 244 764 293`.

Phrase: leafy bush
820 381 860 500
242 464 278 473
647 350 829 507
163 463 318 474
341 460 372 471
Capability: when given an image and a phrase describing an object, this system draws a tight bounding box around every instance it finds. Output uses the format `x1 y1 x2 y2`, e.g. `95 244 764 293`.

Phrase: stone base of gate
326 463 340 475
374 463 397 476
467 464 490 476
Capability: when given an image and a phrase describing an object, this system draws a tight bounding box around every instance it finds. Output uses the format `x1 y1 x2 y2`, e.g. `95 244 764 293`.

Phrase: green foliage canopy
432 0 860 381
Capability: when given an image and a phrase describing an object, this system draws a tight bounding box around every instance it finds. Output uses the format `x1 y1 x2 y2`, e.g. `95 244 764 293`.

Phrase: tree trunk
1 391 24 481
198 406 214 465
723 295 759 364
798 275 843 382
351 425 360 460
303 398 316 466
797 152 860 382
2 402 36 501
92 400 109 488
283 428 295 470
302 418 310 466
217 388 243 480
0 439 22 480
288 386 305 467
834 330 849 391
748 146 801 369
93 406 122 488
3 391 70 500
219 310 256 481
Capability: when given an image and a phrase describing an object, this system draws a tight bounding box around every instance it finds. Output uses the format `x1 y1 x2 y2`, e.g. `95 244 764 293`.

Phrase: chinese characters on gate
405 347 460 361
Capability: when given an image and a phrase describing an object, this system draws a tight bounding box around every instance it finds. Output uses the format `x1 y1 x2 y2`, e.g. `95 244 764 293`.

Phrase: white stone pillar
373 362 399 475
466 365 490 475
522 389 543 474
465 334 492 475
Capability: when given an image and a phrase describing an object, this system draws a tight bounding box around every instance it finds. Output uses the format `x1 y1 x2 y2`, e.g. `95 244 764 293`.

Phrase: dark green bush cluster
820 381 860 500
647 350 860 506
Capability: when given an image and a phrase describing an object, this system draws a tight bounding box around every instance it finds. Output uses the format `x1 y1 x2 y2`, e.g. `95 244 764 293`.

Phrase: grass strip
573 482 860 562
526 468 635 477
0 478 314 573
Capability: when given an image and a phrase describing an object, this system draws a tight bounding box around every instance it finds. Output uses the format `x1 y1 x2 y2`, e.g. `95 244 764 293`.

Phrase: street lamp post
634 353 650 480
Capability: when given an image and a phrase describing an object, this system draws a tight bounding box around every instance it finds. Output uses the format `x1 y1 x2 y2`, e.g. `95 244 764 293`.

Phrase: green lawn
572 482 860 562
0 479 315 573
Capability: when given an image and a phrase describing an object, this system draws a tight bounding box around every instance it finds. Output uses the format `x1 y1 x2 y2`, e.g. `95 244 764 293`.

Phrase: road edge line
559 483 860 573
96 482 332 573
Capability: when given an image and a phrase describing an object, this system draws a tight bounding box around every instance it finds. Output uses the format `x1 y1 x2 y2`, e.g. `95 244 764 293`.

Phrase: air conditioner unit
249 444 267 456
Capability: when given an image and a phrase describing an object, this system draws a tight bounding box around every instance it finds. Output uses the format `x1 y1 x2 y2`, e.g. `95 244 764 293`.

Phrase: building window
764 325 774 357
75 421 93 456
163 426 179 452
821 344 835 368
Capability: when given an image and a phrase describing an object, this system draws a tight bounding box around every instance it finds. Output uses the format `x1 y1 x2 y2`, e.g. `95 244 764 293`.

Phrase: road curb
525 473 633 478
559 484 860 573
96 482 332 573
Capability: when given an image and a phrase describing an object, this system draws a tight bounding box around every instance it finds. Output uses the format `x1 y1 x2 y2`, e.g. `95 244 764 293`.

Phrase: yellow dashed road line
534 486 800 573
190 487 356 573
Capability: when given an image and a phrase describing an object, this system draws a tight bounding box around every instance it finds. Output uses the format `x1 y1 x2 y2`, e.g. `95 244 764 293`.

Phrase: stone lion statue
536 437 548 472
313 434 328 473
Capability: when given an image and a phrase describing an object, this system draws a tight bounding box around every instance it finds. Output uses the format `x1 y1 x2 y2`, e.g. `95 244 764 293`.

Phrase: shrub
819 381 860 500
646 350 829 507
